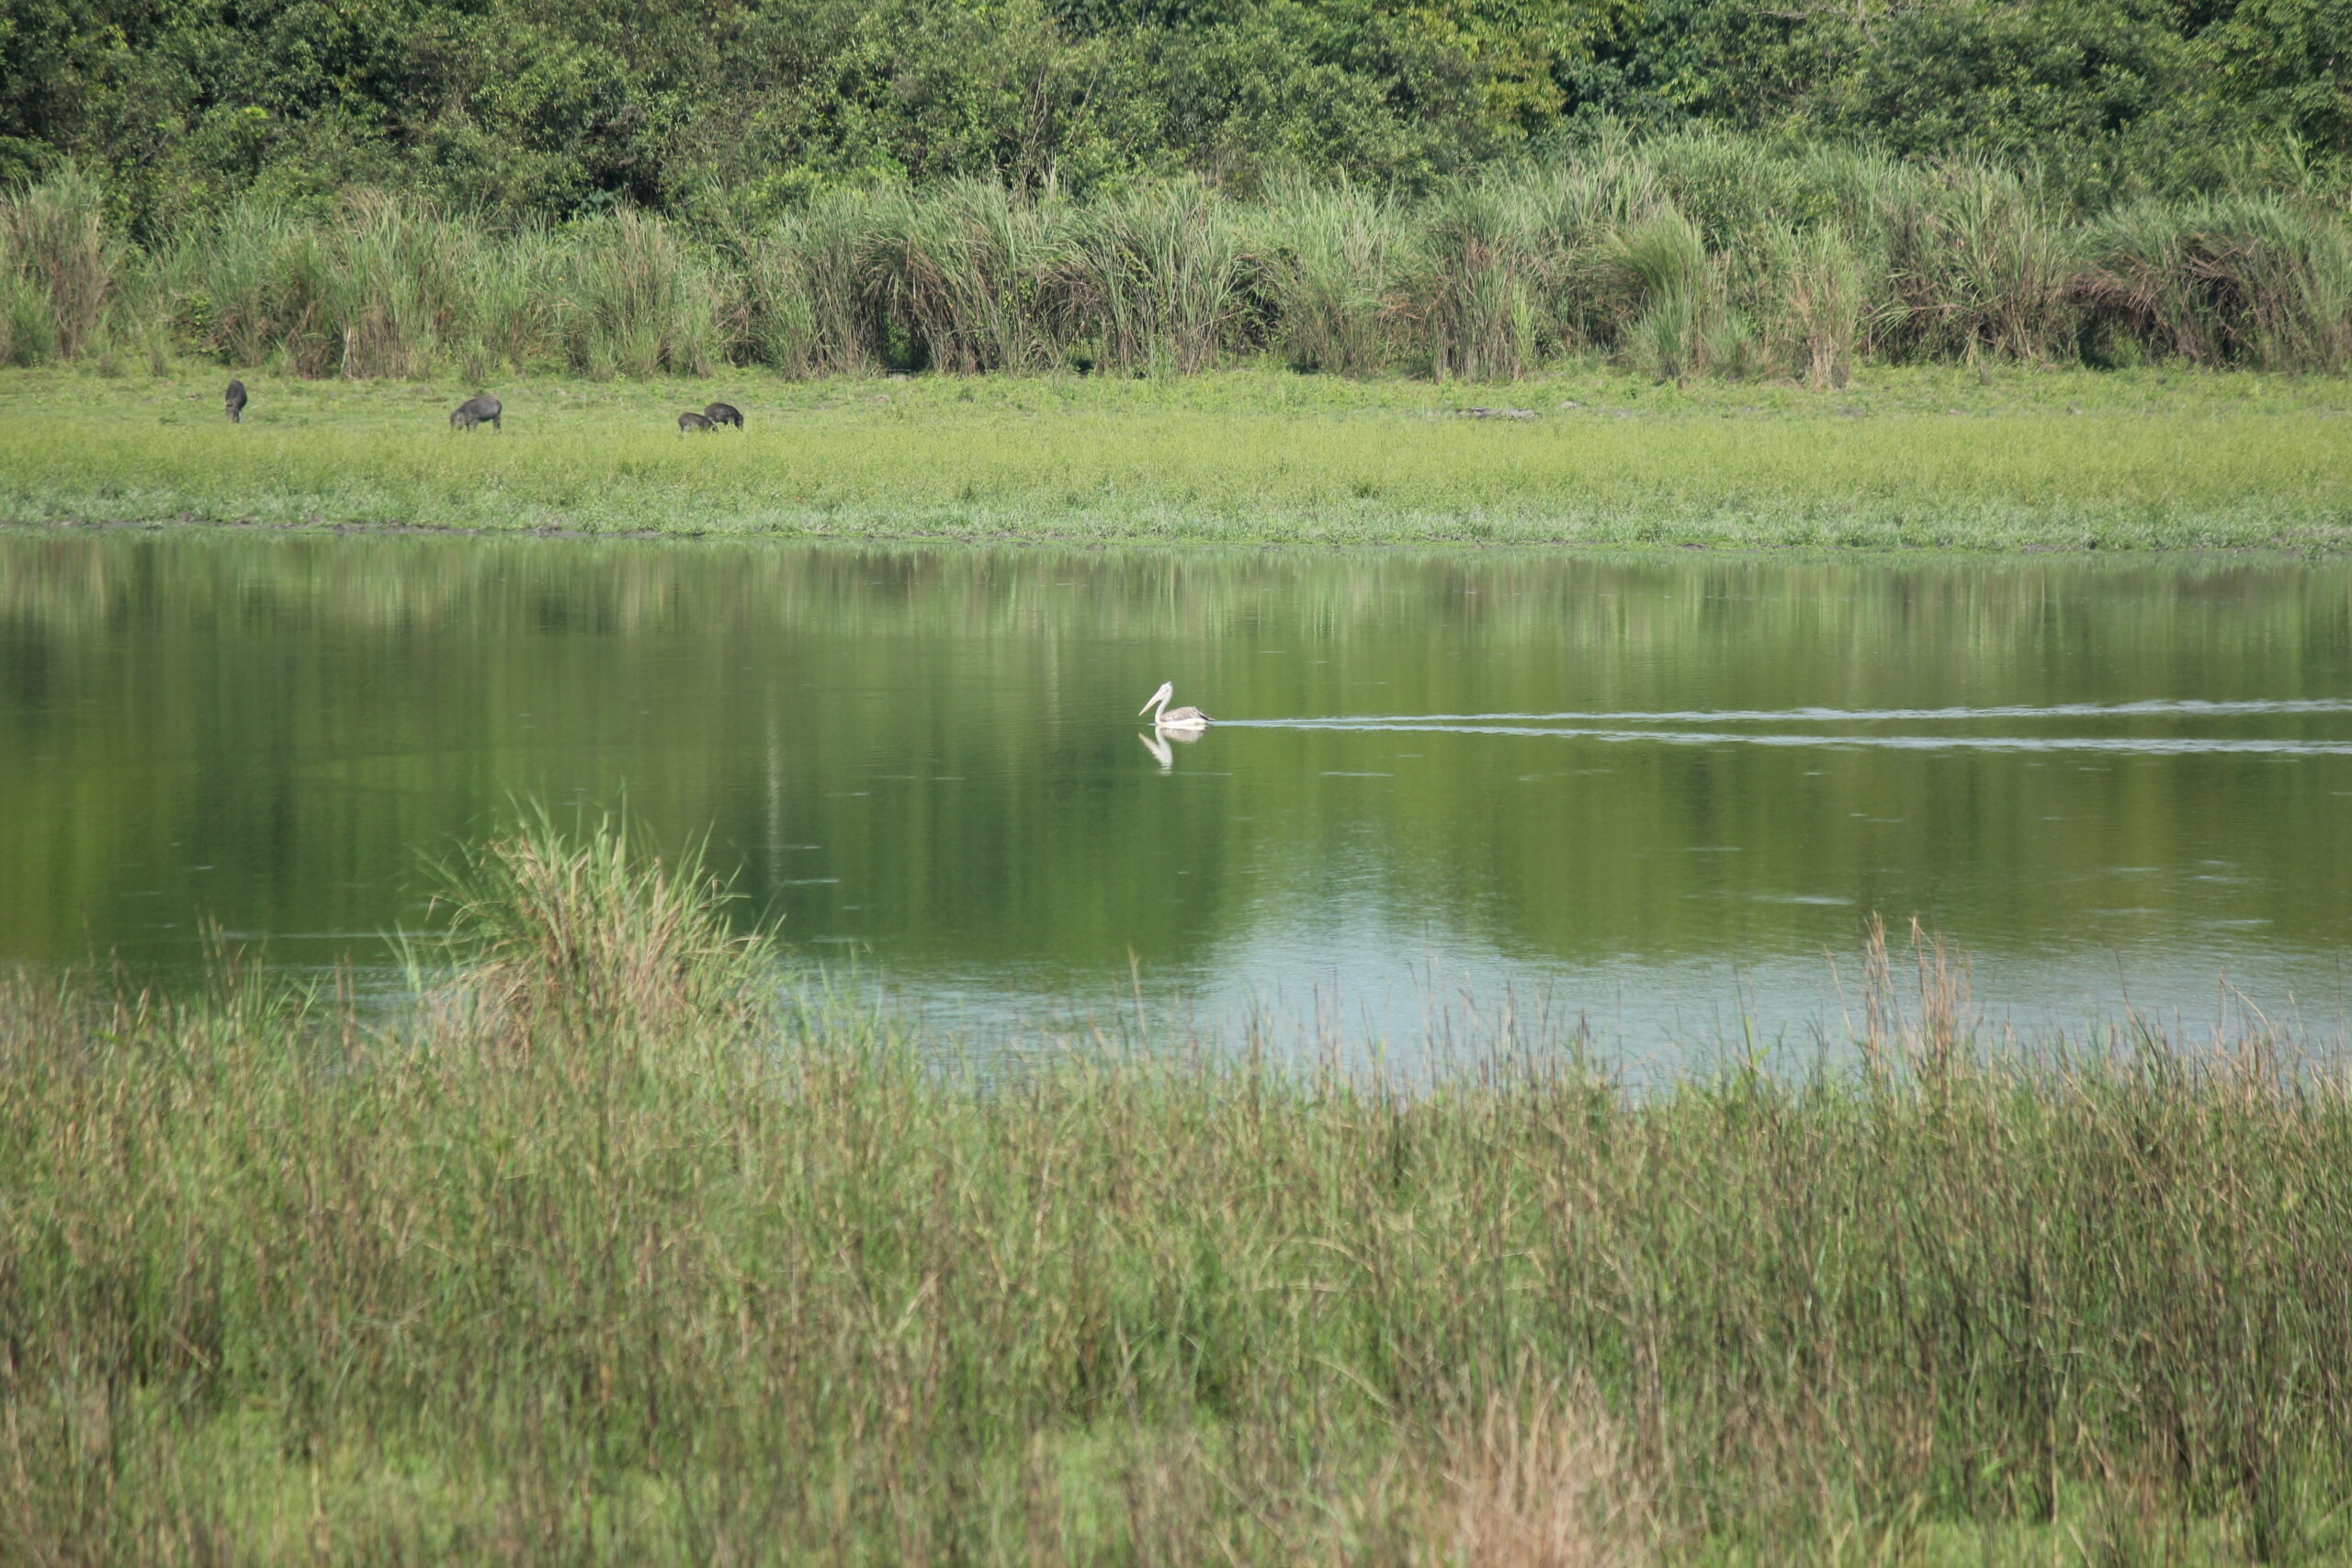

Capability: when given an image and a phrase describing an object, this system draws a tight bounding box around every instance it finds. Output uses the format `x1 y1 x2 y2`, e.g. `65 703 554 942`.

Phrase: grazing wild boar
449 394 503 431
678 411 714 434
703 400 743 428
225 379 247 423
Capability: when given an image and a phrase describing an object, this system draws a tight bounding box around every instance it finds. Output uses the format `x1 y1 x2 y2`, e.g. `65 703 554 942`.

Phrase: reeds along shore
5 136 2351 387
4 816 2351 1563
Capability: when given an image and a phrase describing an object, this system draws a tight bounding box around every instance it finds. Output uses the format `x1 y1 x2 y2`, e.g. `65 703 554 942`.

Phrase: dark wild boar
225 379 247 423
450 394 503 432
678 411 714 434
703 401 743 428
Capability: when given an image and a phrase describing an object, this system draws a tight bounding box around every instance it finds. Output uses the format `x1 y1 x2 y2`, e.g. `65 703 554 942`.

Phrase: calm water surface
5 530 2348 1062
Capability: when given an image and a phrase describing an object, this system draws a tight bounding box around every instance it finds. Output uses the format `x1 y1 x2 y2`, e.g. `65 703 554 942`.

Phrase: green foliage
1879 167 2078 365
0 0 2343 237
0 268 53 364
2 0 2347 385
752 189 888 378
1069 179 1253 373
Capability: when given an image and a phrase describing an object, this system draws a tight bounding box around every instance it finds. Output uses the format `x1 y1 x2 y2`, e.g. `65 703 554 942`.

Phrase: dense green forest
1 0 2348 379
2 0 2346 235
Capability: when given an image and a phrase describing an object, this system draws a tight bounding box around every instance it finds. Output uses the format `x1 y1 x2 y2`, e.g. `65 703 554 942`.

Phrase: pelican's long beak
1137 699 1154 716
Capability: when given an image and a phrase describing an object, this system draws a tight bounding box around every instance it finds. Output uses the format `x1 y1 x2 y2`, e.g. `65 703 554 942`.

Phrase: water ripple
1221 718 2352 756
1228 697 2352 728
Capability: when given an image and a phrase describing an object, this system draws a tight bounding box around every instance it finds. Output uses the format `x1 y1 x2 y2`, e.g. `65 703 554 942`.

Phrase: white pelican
1139 682 1211 730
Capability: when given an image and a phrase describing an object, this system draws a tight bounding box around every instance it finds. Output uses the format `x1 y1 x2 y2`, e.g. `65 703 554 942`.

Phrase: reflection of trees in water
9 530 2350 653
1 531 2349 979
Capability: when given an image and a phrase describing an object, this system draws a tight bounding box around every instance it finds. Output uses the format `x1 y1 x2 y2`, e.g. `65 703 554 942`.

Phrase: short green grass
4 364 2348 550
5 817 2350 1565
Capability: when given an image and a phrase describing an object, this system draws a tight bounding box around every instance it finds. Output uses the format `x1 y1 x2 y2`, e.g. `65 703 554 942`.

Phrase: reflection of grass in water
4 819 2349 1562
1 364 2347 548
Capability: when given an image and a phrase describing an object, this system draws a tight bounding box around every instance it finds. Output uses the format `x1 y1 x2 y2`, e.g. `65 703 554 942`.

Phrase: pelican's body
1140 682 1210 730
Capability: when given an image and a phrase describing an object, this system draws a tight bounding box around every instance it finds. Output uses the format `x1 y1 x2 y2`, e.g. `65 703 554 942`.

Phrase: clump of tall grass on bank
2083 197 2352 372
1257 176 1419 375
0 162 145 369
6 134 2350 383
423 807 770 1044
4 818 2352 1563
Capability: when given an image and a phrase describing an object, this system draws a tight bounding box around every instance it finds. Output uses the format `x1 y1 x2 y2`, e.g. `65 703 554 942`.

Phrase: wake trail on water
1225 697 2352 727
1214 698 2352 756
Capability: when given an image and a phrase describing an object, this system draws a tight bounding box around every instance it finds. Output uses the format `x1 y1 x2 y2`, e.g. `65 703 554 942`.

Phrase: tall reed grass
0 163 127 366
5 133 2350 382
3 819 2350 1562
1258 176 1417 375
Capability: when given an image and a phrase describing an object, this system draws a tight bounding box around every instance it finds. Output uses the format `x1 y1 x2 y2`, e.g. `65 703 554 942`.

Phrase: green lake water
4 529 2348 1061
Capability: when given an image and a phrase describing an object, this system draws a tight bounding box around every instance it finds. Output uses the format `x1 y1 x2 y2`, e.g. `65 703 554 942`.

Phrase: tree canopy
1 0 2344 235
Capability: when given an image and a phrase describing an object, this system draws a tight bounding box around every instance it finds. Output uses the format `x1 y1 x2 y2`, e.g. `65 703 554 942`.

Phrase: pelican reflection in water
1136 727 1204 772
1140 682 1211 731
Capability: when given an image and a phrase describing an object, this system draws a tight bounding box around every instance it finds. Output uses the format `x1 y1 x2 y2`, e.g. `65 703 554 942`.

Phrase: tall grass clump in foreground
427 808 771 1043
5 827 2352 1563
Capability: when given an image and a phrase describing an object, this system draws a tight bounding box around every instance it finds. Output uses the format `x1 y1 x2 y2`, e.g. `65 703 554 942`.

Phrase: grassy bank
4 365 2350 548
5 817 2351 1564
